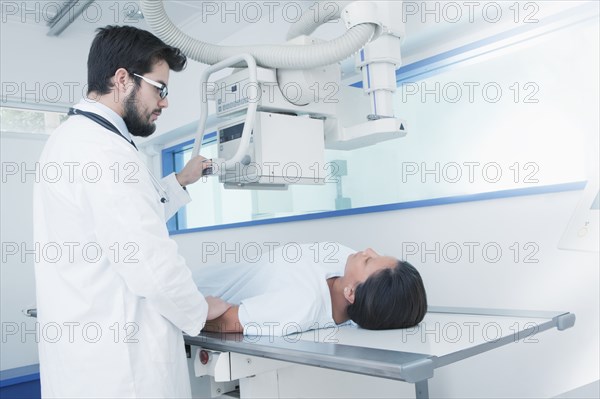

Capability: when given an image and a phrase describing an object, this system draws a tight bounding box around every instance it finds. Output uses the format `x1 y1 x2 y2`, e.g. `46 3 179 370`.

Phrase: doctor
33 25 229 398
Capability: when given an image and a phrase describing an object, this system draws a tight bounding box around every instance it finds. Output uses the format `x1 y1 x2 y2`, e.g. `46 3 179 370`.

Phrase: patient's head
344 249 427 330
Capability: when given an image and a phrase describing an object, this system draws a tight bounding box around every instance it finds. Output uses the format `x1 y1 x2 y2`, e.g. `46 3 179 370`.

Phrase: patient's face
345 248 397 284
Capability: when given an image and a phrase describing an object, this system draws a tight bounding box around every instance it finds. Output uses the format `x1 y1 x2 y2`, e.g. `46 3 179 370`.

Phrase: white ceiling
3 1 589 65
1 0 256 43
0 0 592 135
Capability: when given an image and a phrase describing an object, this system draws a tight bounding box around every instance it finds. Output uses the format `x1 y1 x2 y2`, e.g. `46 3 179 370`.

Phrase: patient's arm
203 305 243 333
206 296 232 320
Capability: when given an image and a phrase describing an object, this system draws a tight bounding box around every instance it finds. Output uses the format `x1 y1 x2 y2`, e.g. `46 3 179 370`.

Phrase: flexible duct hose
139 0 375 69
286 2 343 41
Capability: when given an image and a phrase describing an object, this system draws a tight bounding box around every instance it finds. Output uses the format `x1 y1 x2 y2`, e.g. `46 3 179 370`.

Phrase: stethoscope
68 108 170 203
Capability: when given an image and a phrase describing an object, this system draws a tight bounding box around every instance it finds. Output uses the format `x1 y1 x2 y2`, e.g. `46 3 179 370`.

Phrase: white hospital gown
193 242 355 336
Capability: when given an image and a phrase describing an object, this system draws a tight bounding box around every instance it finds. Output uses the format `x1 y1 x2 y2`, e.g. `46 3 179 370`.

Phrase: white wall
0 22 92 109
0 133 48 370
173 189 599 398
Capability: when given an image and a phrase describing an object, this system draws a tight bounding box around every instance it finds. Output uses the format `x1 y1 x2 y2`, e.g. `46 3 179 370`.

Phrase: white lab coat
33 107 208 398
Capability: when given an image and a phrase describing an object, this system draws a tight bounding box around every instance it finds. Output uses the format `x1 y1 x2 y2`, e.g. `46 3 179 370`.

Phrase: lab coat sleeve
161 172 191 221
81 140 207 336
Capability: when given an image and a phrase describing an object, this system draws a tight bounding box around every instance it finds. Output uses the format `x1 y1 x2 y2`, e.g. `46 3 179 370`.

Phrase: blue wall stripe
0 365 39 388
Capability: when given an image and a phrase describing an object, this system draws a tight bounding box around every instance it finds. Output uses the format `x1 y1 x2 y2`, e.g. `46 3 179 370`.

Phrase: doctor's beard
123 89 157 137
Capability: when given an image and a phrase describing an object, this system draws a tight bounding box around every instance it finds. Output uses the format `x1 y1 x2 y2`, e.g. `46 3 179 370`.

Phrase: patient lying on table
194 242 427 336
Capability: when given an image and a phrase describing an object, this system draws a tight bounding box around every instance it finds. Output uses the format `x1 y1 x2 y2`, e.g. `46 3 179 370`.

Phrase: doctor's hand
176 155 212 187
205 296 232 321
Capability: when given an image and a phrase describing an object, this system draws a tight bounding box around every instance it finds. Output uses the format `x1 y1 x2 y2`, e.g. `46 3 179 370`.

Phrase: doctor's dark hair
87 25 187 95
347 260 427 330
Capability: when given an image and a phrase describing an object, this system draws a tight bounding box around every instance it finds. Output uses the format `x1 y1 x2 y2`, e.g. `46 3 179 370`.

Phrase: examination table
185 306 575 399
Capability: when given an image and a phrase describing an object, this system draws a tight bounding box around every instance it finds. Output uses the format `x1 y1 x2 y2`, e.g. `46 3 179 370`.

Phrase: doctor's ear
113 68 135 97
343 286 356 304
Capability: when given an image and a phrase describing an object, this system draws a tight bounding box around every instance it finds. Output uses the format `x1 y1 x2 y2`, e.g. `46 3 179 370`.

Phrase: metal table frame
184 306 576 399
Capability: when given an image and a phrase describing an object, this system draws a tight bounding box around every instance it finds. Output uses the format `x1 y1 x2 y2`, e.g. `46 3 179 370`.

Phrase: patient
194 242 427 336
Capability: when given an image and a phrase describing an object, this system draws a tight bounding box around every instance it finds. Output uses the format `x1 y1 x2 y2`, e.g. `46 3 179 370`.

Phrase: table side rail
184 334 434 382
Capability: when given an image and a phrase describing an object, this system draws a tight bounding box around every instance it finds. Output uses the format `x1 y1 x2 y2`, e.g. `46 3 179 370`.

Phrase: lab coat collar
73 98 133 143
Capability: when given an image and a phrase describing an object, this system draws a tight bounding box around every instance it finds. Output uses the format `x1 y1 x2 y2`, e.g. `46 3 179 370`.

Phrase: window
0 107 68 135
163 12 597 233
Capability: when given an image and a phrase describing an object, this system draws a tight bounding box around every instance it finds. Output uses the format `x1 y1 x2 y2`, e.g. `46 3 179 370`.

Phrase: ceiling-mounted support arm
47 0 95 36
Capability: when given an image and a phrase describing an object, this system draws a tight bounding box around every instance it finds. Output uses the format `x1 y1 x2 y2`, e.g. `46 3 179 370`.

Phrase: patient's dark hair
347 260 427 330
87 25 187 95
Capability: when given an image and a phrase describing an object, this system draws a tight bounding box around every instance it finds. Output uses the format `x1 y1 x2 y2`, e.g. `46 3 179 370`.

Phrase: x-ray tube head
216 112 326 189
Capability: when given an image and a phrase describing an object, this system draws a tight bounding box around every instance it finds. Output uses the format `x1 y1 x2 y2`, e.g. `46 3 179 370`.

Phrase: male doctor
33 26 229 398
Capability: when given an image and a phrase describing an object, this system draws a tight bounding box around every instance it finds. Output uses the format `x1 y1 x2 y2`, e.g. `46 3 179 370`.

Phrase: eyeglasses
132 73 168 99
